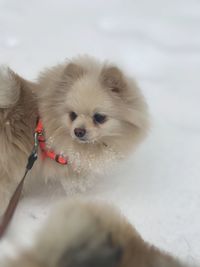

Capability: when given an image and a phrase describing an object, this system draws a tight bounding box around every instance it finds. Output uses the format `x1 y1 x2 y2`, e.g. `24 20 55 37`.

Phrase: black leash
0 133 38 239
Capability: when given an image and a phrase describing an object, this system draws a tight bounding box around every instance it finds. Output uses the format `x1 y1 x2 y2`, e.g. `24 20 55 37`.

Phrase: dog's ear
58 239 122 267
63 63 85 86
100 66 127 96
0 66 23 108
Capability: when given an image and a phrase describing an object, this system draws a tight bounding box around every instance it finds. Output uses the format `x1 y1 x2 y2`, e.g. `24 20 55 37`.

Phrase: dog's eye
69 111 77 121
93 113 107 124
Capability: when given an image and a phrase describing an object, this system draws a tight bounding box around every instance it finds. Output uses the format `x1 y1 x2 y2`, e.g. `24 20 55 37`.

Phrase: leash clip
26 132 39 171
33 132 39 154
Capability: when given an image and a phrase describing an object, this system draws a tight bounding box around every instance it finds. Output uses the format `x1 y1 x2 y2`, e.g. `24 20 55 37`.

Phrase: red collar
35 119 68 165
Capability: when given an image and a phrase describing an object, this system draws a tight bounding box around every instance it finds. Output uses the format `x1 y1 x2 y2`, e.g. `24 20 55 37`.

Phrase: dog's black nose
74 128 86 138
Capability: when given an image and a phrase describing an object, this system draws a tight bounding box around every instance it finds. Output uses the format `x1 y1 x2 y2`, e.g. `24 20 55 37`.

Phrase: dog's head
37 56 149 156
30 200 125 267
64 62 131 145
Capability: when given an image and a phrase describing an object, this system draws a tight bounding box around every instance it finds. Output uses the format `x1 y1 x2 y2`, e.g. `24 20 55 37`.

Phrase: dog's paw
0 66 20 108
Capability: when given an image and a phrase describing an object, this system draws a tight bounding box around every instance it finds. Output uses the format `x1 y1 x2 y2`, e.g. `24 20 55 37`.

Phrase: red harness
35 119 68 165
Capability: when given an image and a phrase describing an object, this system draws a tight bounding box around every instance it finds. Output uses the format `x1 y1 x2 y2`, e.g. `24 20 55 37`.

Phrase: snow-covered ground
0 0 200 265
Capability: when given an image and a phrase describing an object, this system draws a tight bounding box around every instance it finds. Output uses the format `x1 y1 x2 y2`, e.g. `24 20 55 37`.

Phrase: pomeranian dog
0 56 149 212
5 198 187 267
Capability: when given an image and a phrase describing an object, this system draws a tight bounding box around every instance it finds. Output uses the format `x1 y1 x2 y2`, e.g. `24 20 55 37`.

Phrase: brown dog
5 198 187 267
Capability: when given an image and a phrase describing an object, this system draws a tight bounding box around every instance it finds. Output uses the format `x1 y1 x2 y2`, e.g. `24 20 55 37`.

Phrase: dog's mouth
72 135 100 145
76 137 89 143
74 138 108 148
75 137 96 144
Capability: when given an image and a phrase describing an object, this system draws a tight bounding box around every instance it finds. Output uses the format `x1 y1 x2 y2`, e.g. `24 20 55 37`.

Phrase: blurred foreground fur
0 55 149 214
5 199 188 267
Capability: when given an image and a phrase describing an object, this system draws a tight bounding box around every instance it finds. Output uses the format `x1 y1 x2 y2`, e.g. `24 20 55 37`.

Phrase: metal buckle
33 132 39 154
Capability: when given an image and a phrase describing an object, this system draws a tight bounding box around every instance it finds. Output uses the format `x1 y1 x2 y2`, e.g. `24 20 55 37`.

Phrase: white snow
0 0 200 265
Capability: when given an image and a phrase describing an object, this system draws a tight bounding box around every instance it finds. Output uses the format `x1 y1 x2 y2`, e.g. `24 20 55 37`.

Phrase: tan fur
0 56 149 213
0 67 37 213
5 199 187 267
